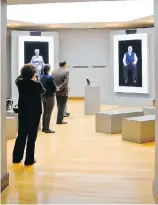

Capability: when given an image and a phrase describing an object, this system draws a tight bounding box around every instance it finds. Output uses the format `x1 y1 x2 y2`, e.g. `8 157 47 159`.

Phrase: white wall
11 30 59 99
8 27 155 106
154 0 158 202
1 0 7 181
59 29 110 102
109 28 155 106
8 29 110 102
6 29 11 98
59 28 154 106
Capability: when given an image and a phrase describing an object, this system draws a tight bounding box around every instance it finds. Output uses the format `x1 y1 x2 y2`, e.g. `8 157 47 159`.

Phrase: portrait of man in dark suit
118 39 142 87
123 46 138 84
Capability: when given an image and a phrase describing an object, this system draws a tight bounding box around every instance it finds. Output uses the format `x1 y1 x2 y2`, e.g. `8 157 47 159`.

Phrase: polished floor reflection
1 101 155 204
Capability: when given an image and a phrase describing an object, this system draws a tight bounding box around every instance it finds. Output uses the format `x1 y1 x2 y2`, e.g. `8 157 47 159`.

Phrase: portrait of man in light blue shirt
31 49 45 79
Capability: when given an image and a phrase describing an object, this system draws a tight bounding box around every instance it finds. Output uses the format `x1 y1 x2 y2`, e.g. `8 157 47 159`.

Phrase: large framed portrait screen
113 33 148 93
18 36 54 74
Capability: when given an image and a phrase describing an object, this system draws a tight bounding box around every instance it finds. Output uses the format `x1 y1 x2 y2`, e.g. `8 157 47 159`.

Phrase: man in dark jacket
40 64 57 133
52 61 69 124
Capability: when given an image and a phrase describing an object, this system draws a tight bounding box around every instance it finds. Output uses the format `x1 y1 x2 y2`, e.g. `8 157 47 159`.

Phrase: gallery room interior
1 0 158 204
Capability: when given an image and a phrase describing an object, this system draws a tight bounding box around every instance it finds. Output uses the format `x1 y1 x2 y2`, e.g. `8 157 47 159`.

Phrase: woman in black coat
13 64 45 166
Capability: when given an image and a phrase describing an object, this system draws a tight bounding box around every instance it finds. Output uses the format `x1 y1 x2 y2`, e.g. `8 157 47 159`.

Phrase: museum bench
6 117 17 140
95 109 143 134
143 107 155 115
122 115 155 144
6 110 18 131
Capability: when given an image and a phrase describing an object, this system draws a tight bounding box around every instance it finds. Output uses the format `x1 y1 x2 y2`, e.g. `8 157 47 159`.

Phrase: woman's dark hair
43 64 51 74
59 61 66 67
21 64 37 80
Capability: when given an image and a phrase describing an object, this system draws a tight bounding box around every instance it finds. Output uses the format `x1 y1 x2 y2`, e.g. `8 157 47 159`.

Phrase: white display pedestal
84 86 100 115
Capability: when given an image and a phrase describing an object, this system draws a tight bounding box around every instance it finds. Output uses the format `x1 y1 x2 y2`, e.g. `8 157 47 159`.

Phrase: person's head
21 64 37 80
59 61 67 68
43 64 51 74
34 49 40 56
128 46 133 52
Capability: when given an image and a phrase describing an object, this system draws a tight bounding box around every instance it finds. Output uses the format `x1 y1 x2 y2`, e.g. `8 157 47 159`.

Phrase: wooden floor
1 101 155 204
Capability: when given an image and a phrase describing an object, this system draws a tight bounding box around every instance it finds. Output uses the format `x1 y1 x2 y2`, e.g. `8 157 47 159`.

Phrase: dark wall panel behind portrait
24 41 49 64
118 39 142 87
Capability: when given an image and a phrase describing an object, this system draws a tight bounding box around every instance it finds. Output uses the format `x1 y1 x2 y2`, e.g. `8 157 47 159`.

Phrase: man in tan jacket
52 61 69 124
64 83 70 117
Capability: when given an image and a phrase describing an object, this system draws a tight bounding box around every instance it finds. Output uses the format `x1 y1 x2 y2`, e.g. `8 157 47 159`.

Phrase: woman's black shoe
13 160 21 164
24 159 36 166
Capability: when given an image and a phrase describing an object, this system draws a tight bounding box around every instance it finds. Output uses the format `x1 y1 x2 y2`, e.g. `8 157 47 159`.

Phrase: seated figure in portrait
123 46 138 84
31 49 45 79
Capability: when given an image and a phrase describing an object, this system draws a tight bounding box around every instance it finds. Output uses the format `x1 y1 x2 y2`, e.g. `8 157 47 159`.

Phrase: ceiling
7 16 153 30
7 0 154 29
7 0 128 5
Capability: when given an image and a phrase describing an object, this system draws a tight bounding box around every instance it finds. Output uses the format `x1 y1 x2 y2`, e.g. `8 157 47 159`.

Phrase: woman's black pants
13 113 41 164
